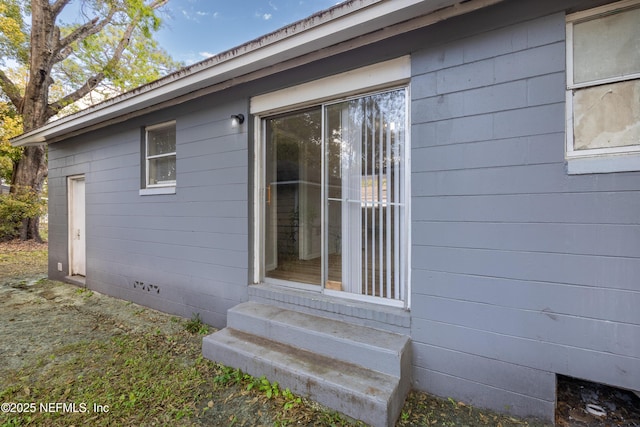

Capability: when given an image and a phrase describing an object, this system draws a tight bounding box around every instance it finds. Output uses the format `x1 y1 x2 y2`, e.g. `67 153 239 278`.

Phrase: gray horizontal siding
410 3 640 422
47 95 250 328
413 222 640 258
412 192 640 225
412 318 639 393
413 245 639 292
413 270 639 325
413 364 555 420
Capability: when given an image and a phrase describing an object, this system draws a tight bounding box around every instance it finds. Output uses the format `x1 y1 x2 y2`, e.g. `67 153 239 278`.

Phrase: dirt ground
1 240 639 426
556 376 640 427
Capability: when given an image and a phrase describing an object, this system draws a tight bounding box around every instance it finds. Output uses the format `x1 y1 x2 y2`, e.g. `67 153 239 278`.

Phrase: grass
0 328 358 427
0 242 47 281
1 240 552 426
184 313 210 335
0 330 210 426
0 279 359 426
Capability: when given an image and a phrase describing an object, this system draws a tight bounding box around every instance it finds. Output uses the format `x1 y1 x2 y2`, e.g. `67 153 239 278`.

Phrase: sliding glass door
265 108 322 286
263 88 408 304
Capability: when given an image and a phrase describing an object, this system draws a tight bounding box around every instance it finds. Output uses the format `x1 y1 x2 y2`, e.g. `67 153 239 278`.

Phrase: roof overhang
12 0 503 146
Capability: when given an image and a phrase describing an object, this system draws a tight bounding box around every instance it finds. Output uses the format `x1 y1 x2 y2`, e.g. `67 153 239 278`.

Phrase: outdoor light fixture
231 114 245 126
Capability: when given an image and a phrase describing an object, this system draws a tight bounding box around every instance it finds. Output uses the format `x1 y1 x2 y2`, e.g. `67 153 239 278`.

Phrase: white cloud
263 13 272 20
179 8 214 22
268 1 278 10
199 51 215 59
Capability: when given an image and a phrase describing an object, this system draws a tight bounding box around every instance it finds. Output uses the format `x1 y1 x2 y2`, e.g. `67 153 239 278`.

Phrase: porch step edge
249 283 411 332
203 328 408 427
228 301 410 378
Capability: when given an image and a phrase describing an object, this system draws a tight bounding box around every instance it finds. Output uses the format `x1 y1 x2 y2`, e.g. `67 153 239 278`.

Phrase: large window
144 121 176 189
260 87 409 306
566 0 640 173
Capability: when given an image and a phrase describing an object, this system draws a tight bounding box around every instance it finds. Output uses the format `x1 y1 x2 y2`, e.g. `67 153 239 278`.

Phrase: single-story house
13 0 640 425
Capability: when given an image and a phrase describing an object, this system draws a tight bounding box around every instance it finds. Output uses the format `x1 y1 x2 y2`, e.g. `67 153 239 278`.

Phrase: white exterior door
69 176 86 277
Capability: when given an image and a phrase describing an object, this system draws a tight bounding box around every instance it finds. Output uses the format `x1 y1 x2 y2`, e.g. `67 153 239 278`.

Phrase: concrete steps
202 301 411 427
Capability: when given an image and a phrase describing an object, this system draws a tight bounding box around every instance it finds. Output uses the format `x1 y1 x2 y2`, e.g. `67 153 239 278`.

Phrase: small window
566 0 640 173
144 121 176 189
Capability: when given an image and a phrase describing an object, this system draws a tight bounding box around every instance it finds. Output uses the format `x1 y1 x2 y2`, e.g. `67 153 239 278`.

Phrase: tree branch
50 0 71 18
48 0 169 116
150 0 169 9
0 69 24 110
48 72 104 116
54 6 117 63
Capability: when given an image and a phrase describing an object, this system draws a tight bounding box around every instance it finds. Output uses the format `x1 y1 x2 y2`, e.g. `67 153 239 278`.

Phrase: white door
69 176 86 277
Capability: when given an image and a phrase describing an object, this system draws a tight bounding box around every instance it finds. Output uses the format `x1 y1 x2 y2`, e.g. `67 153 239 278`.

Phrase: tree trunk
8 0 55 241
10 145 47 242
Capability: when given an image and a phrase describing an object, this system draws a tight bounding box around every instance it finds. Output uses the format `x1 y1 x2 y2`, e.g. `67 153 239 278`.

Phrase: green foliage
0 0 28 64
1 0 182 116
0 186 44 241
282 387 302 411
51 0 182 108
184 313 210 335
0 332 217 426
247 375 280 399
213 365 251 386
0 101 22 183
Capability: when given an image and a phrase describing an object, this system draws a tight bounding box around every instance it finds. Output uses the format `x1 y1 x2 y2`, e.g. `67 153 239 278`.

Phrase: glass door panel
265 108 322 285
262 88 407 303
324 89 407 300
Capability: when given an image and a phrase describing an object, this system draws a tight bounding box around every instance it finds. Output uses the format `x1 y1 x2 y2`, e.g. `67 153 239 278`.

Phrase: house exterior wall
409 0 640 420
48 94 251 326
46 0 639 422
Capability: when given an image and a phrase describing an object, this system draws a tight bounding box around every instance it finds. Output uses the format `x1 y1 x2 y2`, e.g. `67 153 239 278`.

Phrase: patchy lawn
0 240 47 282
0 241 557 426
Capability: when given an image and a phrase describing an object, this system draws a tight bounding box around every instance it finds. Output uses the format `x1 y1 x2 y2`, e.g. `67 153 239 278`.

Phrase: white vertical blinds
327 89 407 301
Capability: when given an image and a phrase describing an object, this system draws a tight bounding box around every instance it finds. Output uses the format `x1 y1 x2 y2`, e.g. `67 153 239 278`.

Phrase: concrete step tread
229 301 409 355
204 327 399 400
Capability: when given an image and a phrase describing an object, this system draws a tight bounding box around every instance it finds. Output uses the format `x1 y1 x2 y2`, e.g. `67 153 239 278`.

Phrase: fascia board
12 0 471 146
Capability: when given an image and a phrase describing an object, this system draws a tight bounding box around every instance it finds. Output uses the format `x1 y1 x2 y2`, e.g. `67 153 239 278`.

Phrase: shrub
0 187 45 241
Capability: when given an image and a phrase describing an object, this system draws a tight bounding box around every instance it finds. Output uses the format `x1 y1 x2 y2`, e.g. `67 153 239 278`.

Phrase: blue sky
155 0 344 64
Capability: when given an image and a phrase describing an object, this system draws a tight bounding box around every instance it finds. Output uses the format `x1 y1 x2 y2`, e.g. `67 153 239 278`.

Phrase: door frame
250 57 412 309
68 175 86 277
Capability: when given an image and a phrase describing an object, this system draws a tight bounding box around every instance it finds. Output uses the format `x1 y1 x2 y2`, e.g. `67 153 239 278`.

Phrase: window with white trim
565 0 640 174
252 57 411 308
144 121 176 189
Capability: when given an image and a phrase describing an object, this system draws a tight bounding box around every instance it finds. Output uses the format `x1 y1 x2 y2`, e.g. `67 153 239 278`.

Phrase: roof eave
12 0 501 147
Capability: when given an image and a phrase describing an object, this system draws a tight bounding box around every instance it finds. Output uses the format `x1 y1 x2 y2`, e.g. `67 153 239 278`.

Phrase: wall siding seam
410 219 639 227
412 39 564 79
411 244 640 260
414 366 555 404
412 294 640 327
409 160 564 173
412 345 554 400
412 72 564 101
410 103 565 126
90 255 247 274
411 270 640 293
410 185 640 198
411 266 638 292
413 318 639 359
